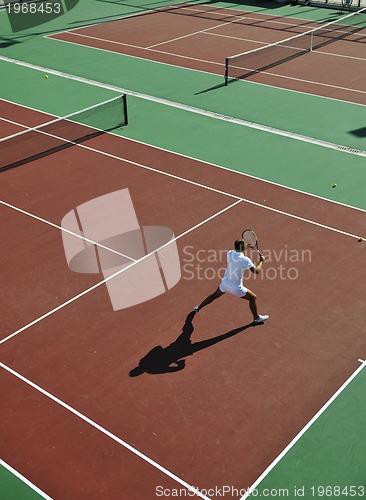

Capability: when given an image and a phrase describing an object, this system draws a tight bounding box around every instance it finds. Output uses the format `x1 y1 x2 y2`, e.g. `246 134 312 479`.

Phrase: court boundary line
0 201 137 262
45 1 366 98
62 31 224 67
1 126 365 339
0 200 242 346
177 6 327 29
240 359 366 499
46 2 332 39
2 96 366 216
1 55 365 158
48 32 366 98
86 10 366 63
1 7 364 494
144 8 252 49
0 362 211 500
0 110 363 498
67 28 366 68
316 50 366 62
0 458 52 500
205 31 269 45
41 0 195 38
1 350 365 500
1 135 364 240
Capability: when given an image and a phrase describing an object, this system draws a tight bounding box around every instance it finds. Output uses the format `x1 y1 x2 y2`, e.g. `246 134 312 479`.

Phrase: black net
225 8 365 84
0 94 128 172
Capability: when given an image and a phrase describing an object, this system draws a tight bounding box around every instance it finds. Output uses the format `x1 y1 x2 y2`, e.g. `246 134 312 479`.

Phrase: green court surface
1 59 366 209
0 462 46 499
1 0 365 497
253 364 366 498
1 13 366 154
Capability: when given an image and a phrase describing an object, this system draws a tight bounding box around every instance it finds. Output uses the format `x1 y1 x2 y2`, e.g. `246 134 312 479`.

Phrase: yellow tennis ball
332 183 337 188
44 75 48 79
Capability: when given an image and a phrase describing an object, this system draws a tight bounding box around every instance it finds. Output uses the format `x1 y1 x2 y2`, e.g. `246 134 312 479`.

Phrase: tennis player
194 239 269 324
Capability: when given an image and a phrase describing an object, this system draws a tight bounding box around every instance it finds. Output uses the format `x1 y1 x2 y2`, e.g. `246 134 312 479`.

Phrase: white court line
1 55 365 158
1 21 364 495
145 9 251 49
228 58 366 95
2 129 365 240
0 201 137 262
1 124 365 342
1 114 365 259
48 1 324 38
180 5 322 29
68 148 366 235
2 100 365 258
45 34 366 111
2 96 366 216
147 16 366 59
240 359 366 499
181 4 333 30
0 94 122 143
46 0 195 37
65 31 224 67
0 200 242 346
1 11 364 498
0 458 52 500
316 50 366 62
60 139 365 238
2 162 365 500
205 31 269 45
59 31 366 95
0 363 211 500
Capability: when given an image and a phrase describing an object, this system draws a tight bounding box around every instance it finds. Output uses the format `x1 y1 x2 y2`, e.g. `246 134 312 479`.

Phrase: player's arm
249 254 265 274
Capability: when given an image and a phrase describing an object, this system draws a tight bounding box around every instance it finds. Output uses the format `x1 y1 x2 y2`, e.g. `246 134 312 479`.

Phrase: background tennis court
1 0 366 499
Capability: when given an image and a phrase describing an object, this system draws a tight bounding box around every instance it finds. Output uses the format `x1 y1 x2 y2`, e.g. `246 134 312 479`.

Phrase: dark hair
234 239 245 251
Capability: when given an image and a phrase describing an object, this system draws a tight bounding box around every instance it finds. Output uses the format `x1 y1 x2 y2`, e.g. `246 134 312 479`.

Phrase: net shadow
0 127 115 173
0 95 128 173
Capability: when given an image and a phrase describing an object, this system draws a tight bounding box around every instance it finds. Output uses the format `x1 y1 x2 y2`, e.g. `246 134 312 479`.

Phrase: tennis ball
44 75 48 79
332 183 337 188
358 237 363 242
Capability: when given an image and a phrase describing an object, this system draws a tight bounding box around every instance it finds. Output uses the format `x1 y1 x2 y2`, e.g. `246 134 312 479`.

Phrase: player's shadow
129 311 255 376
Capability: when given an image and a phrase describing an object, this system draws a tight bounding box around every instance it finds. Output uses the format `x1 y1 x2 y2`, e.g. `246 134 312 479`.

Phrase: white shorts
219 279 247 298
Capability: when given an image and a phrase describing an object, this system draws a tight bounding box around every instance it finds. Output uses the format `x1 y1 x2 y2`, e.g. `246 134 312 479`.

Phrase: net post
224 58 229 86
310 31 314 51
122 94 128 126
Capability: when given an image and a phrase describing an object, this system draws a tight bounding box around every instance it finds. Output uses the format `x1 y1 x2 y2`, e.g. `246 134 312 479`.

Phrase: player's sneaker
254 314 269 324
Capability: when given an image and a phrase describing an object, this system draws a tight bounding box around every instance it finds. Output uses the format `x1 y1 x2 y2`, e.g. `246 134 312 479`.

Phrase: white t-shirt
222 250 254 287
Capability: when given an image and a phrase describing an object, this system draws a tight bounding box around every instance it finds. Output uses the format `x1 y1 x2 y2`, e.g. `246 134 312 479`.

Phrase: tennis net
0 94 128 172
224 7 366 85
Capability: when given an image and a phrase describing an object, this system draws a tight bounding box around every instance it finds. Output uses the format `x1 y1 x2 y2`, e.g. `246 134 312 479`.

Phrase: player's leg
241 289 269 323
241 289 258 319
194 287 224 312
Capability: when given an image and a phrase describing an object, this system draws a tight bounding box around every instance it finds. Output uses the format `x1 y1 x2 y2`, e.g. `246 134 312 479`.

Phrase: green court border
0 0 365 153
0 460 48 499
249 362 366 499
1 58 366 210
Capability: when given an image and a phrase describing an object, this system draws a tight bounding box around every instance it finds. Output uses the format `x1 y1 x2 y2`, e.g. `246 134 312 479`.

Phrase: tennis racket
242 229 264 259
